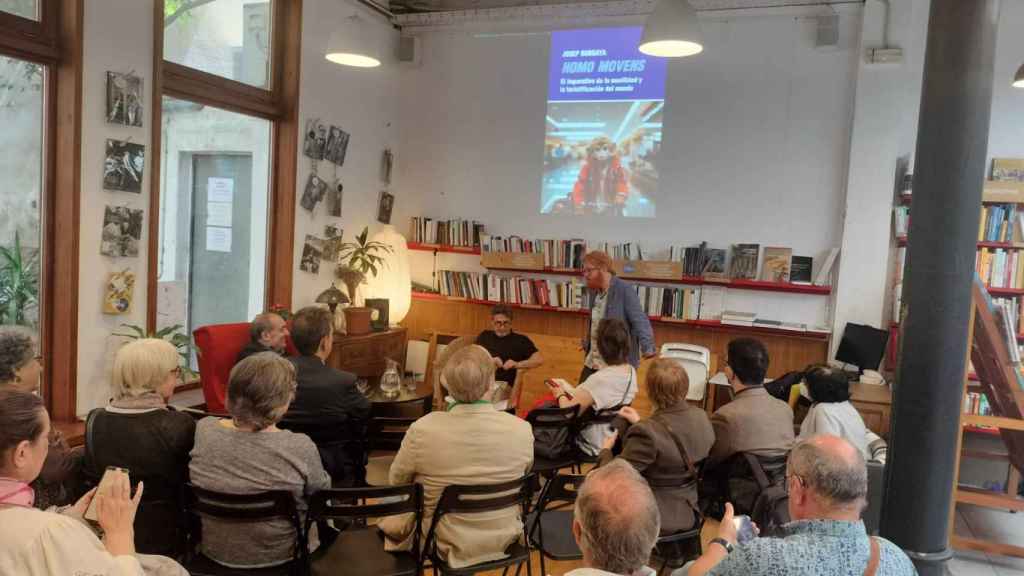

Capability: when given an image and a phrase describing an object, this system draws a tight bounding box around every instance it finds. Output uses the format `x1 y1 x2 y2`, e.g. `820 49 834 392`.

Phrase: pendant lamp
639 0 703 58
326 14 381 68
1014 63 1024 88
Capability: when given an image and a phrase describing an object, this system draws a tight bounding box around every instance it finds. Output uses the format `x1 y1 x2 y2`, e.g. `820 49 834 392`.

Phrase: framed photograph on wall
365 298 389 331
103 139 145 193
106 71 143 127
377 191 394 224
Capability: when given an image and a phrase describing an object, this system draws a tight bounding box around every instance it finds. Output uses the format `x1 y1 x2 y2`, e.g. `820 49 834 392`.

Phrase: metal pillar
881 1 999 575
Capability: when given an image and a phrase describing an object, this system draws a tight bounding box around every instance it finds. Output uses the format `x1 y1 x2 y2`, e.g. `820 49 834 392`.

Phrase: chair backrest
863 460 885 535
308 483 422 524
368 416 420 452
192 323 253 414
537 474 584 509
427 334 473 409
526 404 580 430
660 343 710 403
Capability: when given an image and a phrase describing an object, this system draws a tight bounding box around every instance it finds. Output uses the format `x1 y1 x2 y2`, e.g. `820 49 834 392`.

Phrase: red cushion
193 323 252 414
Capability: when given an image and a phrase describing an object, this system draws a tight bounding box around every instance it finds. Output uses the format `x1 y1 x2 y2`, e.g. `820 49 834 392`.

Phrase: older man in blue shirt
688 435 916 576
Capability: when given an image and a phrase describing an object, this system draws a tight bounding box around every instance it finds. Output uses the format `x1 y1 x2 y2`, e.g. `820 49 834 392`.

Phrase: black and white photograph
103 139 145 193
326 125 350 166
377 190 394 224
300 235 323 274
106 72 143 127
326 180 343 217
323 236 344 263
324 224 341 239
100 205 144 258
381 147 393 184
303 118 326 160
300 173 328 211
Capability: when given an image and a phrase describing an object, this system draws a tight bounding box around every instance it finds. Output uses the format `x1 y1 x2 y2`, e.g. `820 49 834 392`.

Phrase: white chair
659 343 711 404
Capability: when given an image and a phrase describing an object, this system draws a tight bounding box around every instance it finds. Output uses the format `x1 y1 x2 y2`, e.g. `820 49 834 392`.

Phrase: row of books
994 297 1024 336
976 248 1024 289
633 285 702 321
409 217 485 247
964 391 992 417
994 298 1022 364
670 243 726 277
979 204 1020 243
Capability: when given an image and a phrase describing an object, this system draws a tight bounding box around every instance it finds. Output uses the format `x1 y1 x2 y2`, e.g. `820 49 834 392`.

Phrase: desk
328 327 407 388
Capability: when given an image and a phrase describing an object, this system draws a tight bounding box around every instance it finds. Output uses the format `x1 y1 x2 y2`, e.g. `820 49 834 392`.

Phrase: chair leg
502 566 509 576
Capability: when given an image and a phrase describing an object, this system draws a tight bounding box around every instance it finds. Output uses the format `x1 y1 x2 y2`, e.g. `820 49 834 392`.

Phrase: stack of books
409 217 485 247
721 310 757 327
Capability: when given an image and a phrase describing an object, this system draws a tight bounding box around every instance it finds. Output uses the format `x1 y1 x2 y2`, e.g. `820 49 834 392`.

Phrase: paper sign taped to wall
207 177 234 203
206 226 232 252
206 202 233 227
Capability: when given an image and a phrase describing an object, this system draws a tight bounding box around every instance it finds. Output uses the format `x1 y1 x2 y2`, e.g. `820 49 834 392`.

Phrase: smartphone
85 466 129 522
733 515 756 544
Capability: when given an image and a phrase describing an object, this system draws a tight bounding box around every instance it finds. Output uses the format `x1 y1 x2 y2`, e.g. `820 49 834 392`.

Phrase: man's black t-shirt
475 330 539 385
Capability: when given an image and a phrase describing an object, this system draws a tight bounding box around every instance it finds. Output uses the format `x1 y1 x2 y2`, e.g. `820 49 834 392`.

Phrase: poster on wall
103 139 145 193
540 27 665 219
100 205 143 257
103 269 135 315
106 71 144 127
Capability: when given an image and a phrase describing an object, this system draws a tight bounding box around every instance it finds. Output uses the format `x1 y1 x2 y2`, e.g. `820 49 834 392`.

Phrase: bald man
688 435 915 576
236 312 289 365
567 460 660 576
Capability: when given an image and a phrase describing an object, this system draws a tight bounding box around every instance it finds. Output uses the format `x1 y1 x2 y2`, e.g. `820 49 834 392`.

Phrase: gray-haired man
688 435 916 576
568 460 660 576
236 312 289 364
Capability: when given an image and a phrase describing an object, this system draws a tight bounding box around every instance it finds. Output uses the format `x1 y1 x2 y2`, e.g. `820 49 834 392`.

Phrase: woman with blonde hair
597 357 715 535
83 338 196 556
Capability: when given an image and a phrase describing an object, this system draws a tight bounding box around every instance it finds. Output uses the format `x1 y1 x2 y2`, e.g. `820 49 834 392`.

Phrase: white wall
290 0 401 310
987 1 1024 165
77 0 155 415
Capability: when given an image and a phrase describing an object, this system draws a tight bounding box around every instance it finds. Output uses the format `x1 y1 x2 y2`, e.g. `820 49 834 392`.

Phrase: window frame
148 0 301 334
0 0 84 423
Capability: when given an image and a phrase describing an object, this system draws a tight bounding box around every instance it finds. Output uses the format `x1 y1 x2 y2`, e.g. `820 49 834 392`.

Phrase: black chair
863 460 885 535
651 526 703 576
526 405 580 477
180 483 308 576
424 475 535 576
366 396 432 486
306 484 423 576
527 474 584 576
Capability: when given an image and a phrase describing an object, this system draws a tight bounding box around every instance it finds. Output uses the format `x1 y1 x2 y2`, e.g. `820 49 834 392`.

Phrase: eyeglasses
493 320 511 326
582 267 599 276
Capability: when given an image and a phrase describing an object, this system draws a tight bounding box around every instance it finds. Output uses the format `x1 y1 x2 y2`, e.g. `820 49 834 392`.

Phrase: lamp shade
325 15 381 68
1014 63 1024 88
639 0 703 58
316 282 349 312
364 225 411 325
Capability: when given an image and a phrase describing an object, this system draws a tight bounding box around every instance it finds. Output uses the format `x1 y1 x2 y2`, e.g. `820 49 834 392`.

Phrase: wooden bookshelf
408 242 482 255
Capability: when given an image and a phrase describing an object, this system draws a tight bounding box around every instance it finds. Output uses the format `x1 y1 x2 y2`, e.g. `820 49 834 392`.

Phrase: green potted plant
0 232 39 326
335 227 392 335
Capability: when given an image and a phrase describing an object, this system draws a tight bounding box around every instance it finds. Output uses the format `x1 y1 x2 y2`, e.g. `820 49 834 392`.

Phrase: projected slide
541 27 666 218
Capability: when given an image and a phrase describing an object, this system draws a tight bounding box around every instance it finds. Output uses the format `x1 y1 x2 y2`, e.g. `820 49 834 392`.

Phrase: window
0 54 43 328
156 96 271 337
163 0 273 89
0 0 38 20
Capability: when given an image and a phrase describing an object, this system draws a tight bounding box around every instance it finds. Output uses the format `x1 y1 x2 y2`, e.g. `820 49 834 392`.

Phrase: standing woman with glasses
83 339 196 556
0 326 81 509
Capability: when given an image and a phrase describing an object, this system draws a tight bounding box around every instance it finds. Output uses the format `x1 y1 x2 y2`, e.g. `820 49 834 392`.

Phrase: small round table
366 378 433 413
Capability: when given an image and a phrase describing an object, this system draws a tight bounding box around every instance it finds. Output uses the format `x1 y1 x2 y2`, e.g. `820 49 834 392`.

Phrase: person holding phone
0 389 186 575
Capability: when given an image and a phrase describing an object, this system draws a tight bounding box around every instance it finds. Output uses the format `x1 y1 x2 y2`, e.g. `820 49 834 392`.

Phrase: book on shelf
814 248 841 286
728 244 760 280
976 248 1024 289
594 241 645 261
761 247 792 283
721 310 757 327
753 318 782 329
978 204 1018 243
437 270 591 310
779 321 809 332
703 248 727 278
964 391 992 417
480 236 587 270
632 284 702 321
996 299 1022 364
894 206 910 237
993 158 1024 183
410 217 485 247
698 285 726 321
790 256 813 285
994 296 1024 340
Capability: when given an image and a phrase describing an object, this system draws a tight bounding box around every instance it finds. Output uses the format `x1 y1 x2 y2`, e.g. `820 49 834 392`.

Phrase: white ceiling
388 0 862 15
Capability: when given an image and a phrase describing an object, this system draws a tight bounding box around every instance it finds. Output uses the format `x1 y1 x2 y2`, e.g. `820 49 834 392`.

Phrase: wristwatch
710 537 734 554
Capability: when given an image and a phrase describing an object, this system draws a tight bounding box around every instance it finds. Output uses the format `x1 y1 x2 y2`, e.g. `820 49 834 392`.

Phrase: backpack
744 452 791 536
529 402 578 461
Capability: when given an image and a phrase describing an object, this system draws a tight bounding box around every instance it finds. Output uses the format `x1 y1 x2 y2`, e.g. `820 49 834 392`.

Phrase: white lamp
364 225 411 325
325 14 381 68
1014 63 1024 89
639 0 704 58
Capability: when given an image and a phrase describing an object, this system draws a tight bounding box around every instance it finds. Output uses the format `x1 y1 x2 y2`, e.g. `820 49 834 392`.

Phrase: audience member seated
548 318 637 457
687 435 915 576
236 311 289 364
797 366 874 460
189 353 331 569
0 327 80 510
0 390 187 576
379 345 534 569
475 304 544 388
598 358 714 535
279 306 371 487
566 459 660 576
83 339 195 556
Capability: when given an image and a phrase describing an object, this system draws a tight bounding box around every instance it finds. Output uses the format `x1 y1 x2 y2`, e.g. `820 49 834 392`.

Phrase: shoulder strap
743 452 773 490
864 537 880 576
649 417 697 479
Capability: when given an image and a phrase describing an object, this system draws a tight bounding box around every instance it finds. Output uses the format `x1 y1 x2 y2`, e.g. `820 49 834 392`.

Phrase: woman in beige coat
379 345 534 569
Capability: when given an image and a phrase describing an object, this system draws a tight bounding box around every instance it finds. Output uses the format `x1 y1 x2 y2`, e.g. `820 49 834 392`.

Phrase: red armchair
193 323 252 414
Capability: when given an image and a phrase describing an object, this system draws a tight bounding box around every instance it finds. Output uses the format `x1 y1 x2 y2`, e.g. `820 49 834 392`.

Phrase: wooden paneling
849 382 893 438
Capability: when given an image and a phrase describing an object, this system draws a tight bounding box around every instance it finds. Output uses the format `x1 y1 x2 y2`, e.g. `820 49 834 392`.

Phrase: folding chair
526 405 580 482
659 343 711 407
651 526 703 576
366 395 433 486
527 474 585 576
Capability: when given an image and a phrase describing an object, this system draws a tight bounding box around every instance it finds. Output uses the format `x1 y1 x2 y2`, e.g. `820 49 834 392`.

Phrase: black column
881 1 999 574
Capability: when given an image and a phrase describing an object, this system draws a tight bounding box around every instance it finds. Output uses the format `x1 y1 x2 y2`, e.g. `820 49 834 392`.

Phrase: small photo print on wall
325 126 350 166
106 72 143 127
103 269 135 315
300 235 323 274
303 119 326 160
327 181 343 217
325 224 341 239
300 173 328 211
103 139 145 193
100 205 143 258
377 191 394 224
323 235 344 263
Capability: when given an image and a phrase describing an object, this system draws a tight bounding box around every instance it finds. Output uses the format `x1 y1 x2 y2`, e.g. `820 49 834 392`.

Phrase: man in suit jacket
279 306 371 487
235 312 289 364
580 251 656 384
379 345 533 569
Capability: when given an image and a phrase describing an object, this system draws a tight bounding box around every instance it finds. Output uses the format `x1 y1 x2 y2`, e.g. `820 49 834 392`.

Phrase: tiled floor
951 504 1024 575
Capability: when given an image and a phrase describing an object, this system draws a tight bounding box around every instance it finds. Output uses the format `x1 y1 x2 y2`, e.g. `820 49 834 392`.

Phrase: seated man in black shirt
475 305 544 388
235 311 289 364
279 306 371 486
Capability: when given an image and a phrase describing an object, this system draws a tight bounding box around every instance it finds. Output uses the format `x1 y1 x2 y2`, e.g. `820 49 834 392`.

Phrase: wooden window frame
147 0 302 332
0 0 84 424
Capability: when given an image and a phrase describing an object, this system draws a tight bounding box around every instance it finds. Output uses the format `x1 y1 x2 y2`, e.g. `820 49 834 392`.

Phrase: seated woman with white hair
379 345 534 569
82 338 196 556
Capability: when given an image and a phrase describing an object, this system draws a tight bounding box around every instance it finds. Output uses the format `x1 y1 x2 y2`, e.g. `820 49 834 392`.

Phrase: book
729 243 760 280
698 286 726 320
790 256 813 284
721 310 757 327
814 248 840 286
703 249 727 278
761 247 793 283
993 158 1024 182
752 318 782 329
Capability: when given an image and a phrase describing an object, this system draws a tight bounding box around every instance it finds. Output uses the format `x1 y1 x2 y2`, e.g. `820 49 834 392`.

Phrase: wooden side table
327 327 408 387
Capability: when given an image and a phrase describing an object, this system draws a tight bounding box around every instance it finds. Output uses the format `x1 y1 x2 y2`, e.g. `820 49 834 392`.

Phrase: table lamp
316 282 350 315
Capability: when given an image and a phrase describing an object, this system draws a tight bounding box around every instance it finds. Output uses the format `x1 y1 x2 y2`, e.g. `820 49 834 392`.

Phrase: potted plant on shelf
335 227 393 335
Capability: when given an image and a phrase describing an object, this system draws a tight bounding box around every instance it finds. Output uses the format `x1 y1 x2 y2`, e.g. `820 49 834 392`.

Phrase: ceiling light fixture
325 14 381 68
639 0 703 58
1014 63 1024 89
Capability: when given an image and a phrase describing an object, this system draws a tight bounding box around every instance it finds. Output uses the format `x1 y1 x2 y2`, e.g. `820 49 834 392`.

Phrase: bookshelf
408 242 482 255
